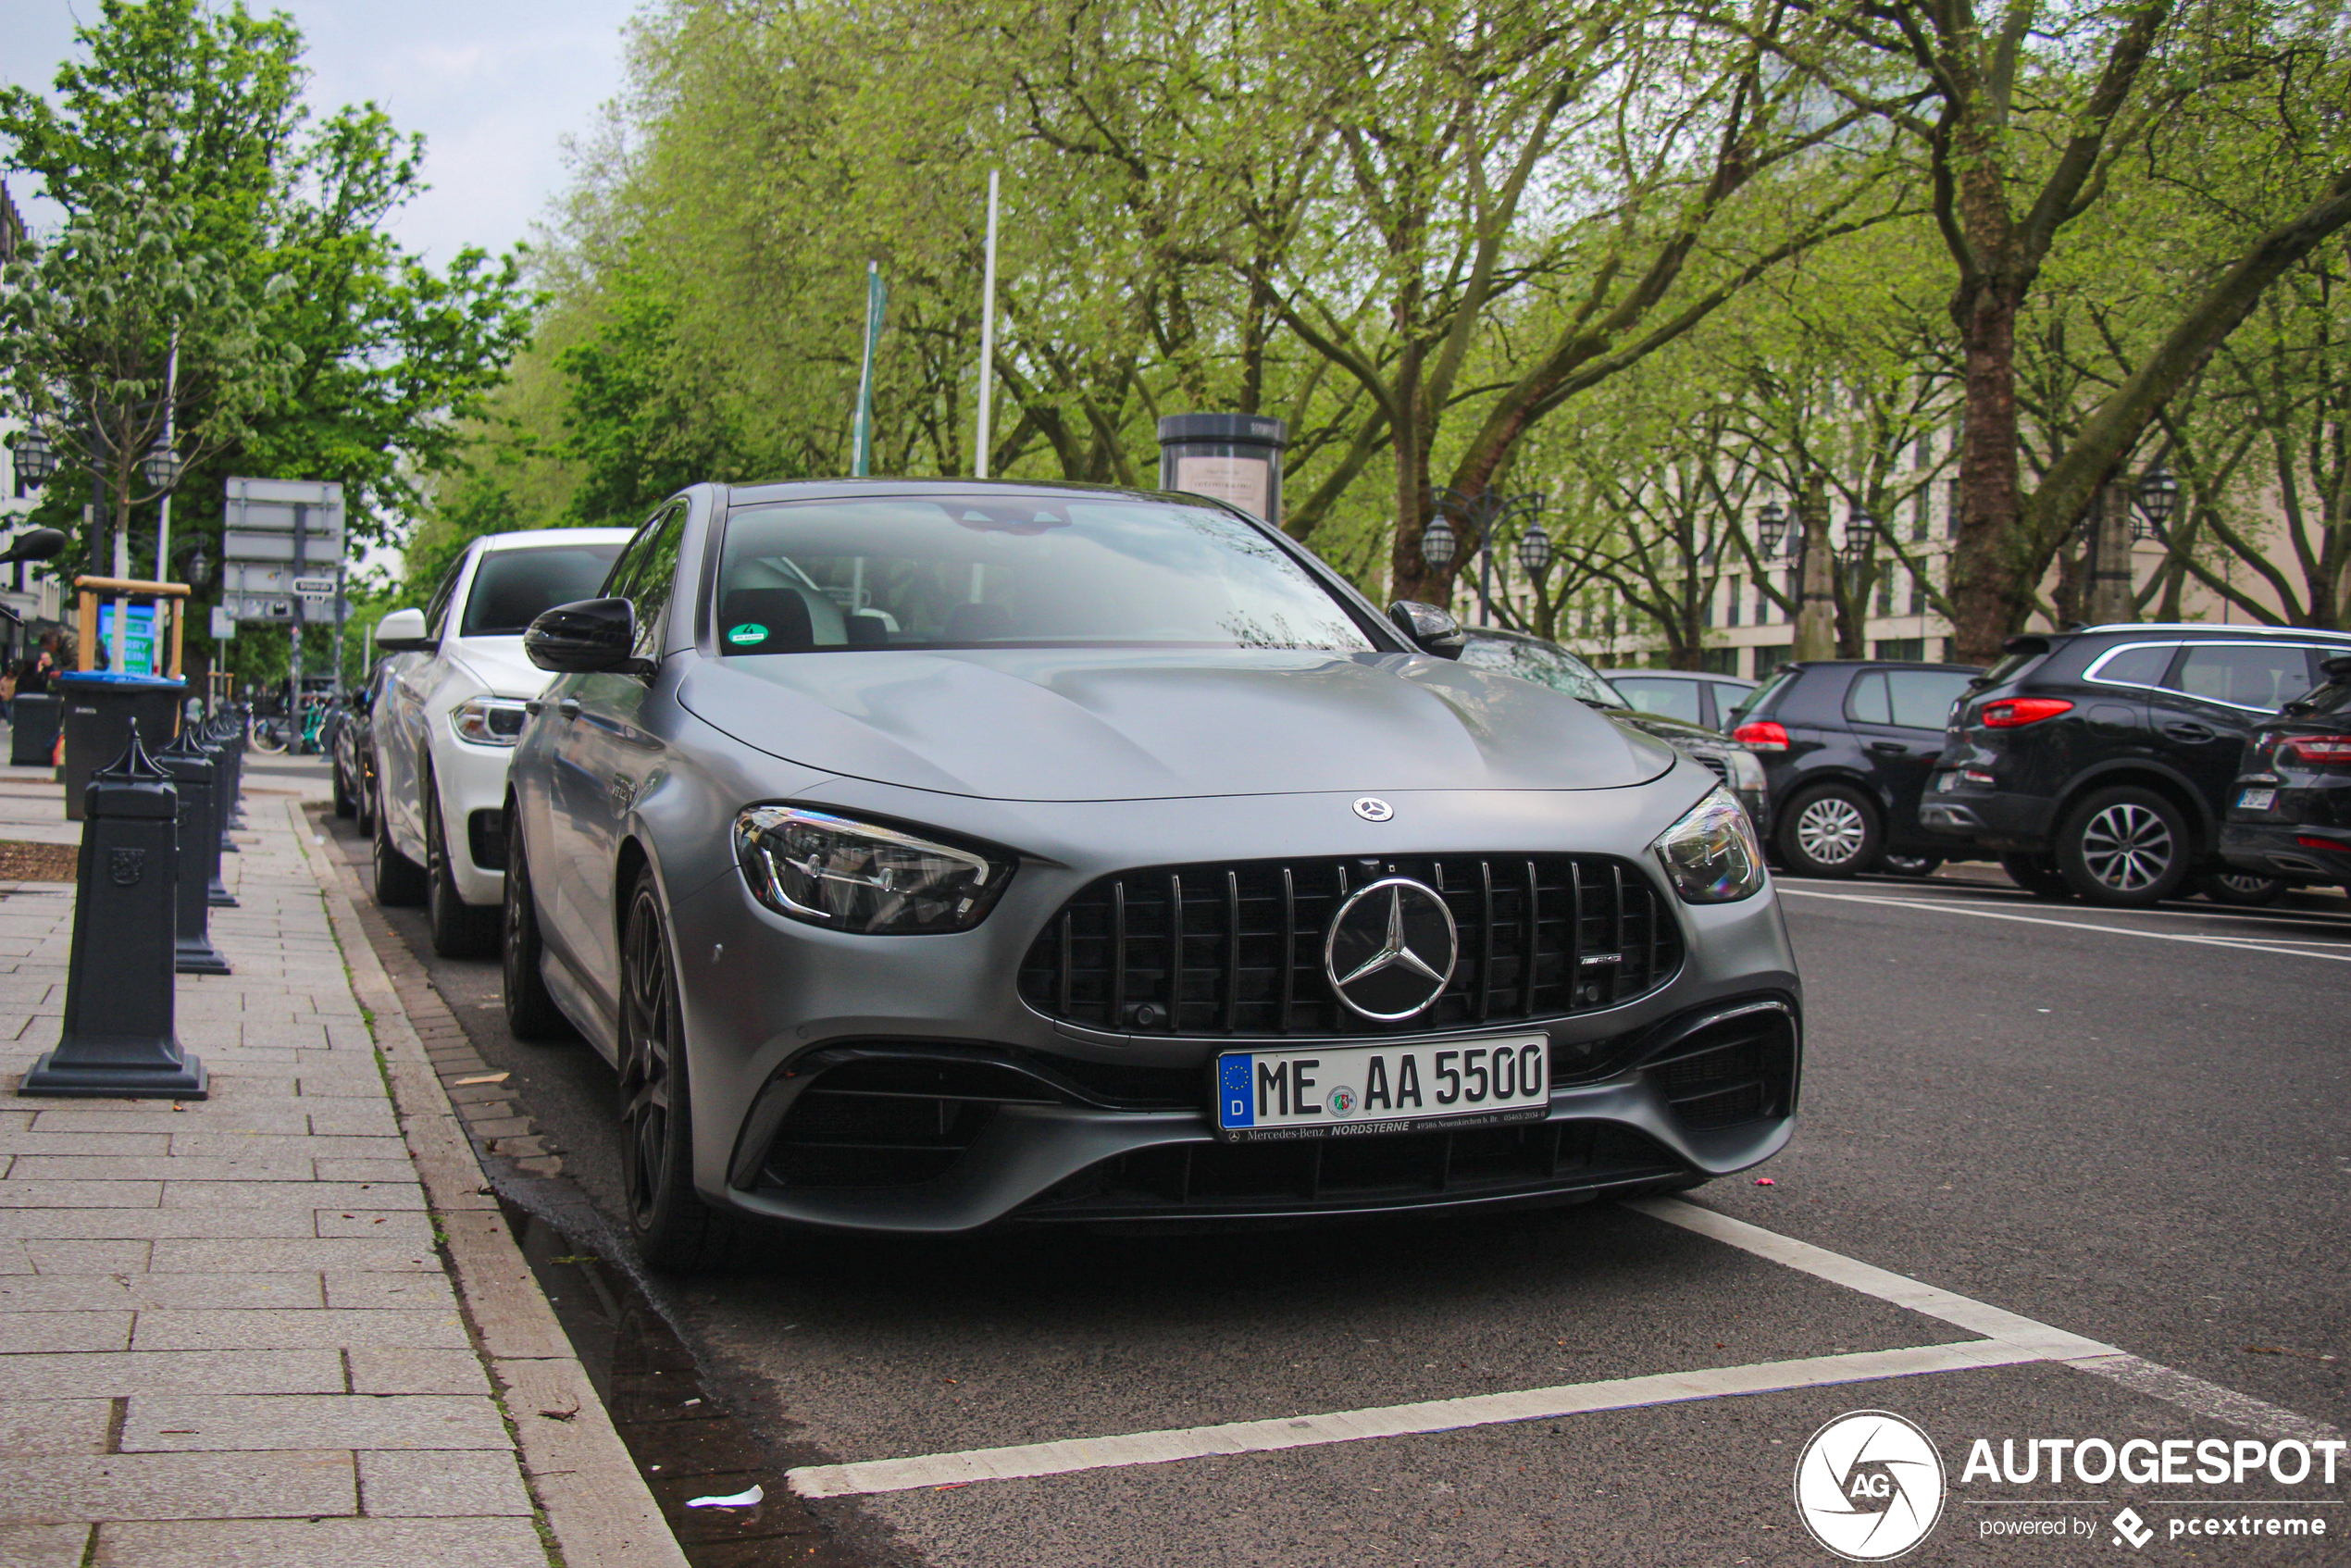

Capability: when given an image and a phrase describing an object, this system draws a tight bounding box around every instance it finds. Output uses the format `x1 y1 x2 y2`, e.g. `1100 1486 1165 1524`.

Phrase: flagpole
976 170 999 479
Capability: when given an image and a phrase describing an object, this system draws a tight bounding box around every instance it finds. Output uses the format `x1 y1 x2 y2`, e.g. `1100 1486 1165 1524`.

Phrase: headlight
734 805 1014 934
1722 748 1766 794
451 696 530 747
1652 787 1766 903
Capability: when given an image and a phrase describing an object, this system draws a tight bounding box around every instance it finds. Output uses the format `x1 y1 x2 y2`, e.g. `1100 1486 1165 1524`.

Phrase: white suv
369 528 635 953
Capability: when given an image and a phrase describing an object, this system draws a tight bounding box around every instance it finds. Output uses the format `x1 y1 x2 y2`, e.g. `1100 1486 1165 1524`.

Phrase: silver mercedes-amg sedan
501 479 1801 1268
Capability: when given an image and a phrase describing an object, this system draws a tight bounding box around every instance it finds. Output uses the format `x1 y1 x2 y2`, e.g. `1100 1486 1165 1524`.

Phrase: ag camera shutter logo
1794 1411 1947 1561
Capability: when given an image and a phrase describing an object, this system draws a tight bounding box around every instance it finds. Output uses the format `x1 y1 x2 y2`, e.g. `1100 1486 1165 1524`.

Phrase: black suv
1727 660 1984 877
2220 653 2351 892
1922 624 2351 906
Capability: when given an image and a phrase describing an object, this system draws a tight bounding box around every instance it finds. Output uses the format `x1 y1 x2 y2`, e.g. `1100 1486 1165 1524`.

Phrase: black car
332 661 388 828
1922 624 2351 906
1461 629 1769 823
2220 653 2351 892
1726 659 1984 877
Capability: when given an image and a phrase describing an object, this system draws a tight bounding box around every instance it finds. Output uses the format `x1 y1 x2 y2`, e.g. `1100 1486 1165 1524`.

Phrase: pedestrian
17 636 57 696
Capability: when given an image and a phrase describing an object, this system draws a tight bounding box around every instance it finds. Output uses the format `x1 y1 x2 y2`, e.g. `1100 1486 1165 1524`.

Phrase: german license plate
1213 1036 1549 1143
2238 788 2275 811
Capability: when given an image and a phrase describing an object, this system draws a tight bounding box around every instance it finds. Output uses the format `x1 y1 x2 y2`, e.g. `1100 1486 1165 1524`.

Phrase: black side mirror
526 597 645 674
2323 654 2351 682
0 529 67 565
1387 600 1465 660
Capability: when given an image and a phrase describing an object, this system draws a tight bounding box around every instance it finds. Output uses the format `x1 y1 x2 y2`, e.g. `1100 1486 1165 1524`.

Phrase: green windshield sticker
726 623 767 646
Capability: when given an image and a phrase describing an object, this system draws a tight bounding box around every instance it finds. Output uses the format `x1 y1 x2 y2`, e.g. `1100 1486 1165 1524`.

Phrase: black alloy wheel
2197 870 2287 907
331 759 355 818
371 779 429 907
1776 784 1883 878
425 781 499 957
502 823 571 1040
2057 785 2193 907
1877 854 1944 878
1999 852 2074 901
617 871 726 1271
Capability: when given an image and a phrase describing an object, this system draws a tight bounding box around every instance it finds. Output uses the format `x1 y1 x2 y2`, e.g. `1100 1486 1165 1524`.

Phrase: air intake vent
1646 1009 1797 1131
1018 854 1682 1038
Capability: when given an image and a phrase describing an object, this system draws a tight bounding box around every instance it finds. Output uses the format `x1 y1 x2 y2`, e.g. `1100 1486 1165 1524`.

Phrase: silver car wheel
1795 797 1870 867
2080 803 2173 891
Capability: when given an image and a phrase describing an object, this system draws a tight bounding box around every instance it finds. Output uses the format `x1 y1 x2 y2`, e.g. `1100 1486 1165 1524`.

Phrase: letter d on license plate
1213 1036 1549 1143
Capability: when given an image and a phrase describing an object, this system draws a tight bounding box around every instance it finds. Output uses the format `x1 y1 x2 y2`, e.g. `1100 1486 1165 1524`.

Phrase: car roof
724 477 1176 508
1770 659 1985 672
471 527 640 553
1600 668 1756 684
2068 621 2351 640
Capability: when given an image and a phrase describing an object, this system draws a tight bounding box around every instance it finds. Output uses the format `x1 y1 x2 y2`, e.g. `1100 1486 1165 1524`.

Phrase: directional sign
292 577 338 600
224 477 344 566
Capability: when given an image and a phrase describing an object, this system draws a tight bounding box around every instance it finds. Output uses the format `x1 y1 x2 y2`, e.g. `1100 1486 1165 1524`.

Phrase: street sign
210 606 237 641
222 481 348 627
292 577 337 600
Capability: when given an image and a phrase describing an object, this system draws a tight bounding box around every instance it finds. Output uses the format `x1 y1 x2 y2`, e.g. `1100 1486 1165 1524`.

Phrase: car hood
446 638 554 702
678 648 1678 803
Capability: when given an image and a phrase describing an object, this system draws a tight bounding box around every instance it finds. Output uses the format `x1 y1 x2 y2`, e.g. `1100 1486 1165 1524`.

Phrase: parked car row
358 483 1803 1269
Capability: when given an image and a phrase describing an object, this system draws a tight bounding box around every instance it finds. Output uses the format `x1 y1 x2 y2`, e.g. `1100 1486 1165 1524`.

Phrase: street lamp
141 440 184 493
2134 464 2178 541
1514 518 1553 578
1425 485 1545 625
1420 514 1458 572
1757 501 1787 559
10 430 57 489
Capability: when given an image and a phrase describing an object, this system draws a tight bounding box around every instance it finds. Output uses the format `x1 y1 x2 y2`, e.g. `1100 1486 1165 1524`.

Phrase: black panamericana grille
1018 854 1683 1039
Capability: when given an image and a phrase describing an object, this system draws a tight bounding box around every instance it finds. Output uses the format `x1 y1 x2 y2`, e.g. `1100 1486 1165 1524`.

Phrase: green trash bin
58 672 186 823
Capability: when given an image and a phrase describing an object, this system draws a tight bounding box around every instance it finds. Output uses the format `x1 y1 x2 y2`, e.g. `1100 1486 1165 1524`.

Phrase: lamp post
1756 501 1788 560
1424 485 1545 626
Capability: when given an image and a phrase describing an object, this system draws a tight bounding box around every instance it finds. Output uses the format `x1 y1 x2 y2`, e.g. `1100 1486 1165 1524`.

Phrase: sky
1 0 643 265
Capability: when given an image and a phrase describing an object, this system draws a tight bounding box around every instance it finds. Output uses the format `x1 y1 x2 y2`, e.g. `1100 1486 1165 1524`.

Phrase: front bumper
433 731 522 906
654 768 1803 1235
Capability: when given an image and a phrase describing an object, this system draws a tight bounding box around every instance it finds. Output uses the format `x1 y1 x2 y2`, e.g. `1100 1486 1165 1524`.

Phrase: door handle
1868 740 1909 754
2163 722 2216 742
557 699 581 722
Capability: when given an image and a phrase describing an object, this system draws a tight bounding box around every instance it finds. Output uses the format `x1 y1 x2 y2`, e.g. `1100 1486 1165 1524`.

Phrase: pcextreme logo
1794 1411 1948 1561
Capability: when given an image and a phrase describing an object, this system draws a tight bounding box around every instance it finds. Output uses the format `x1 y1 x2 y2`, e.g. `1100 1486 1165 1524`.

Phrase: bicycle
248 714 292 753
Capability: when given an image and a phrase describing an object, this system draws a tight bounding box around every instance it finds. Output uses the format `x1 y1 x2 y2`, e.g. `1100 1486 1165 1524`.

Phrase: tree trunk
1947 277 2034 663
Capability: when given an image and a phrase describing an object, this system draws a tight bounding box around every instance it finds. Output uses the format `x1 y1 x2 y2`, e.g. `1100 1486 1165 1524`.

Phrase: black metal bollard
157 728 231 976
226 706 249 828
197 721 235 906
19 728 207 1100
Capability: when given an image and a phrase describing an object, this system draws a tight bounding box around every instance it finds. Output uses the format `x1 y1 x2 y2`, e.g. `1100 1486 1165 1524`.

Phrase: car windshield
461 542 628 637
1459 636 1626 706
713 495 1374 653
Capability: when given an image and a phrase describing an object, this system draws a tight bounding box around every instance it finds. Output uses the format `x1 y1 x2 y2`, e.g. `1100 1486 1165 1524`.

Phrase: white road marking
789 1200 2341 1499
1778 888 2351 963
1634 1200 2344 1445
787 1340 2040 1499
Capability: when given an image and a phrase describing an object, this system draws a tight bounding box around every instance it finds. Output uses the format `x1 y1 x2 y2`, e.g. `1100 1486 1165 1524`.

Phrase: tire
355 765 375 834
249 721 287 754
2056 785 2193 907
426 781 499 957
331 759 356 819
503 824 572 1041
1774 784 1883 878
1999 853 2074 901
2197 870 2286 907
1877 854 1943 878
617 869 728 1272
371 781 429 907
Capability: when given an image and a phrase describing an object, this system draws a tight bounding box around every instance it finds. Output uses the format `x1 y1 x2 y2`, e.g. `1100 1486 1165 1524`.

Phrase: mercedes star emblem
1352 797 1394 822
1324 877 1459 1022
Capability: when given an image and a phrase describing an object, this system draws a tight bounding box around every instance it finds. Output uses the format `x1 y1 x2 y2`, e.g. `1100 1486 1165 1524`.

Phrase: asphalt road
317 803 2350 1568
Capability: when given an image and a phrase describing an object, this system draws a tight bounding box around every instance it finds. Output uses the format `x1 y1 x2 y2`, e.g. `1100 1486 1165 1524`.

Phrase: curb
289 802 691 1568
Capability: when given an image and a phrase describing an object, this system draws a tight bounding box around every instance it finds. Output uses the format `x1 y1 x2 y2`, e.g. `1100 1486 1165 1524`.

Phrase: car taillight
1732 720 1789 752
2280 735 2351 765
2295 835 2349 852
1980 697 2073 728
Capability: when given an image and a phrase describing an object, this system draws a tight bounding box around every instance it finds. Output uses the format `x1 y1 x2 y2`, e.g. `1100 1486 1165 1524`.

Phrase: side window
2167 643 2317 712
613 503 689 659
1885 669 1977 728
2089 643 2174 688
1844 670 1893 725
422 555 466 641
1616 678 1701 725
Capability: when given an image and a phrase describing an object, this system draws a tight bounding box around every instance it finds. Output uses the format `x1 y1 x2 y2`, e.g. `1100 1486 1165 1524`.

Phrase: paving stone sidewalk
0 778 668 1566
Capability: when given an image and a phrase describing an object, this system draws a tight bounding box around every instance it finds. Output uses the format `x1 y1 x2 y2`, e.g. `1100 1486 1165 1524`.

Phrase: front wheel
1775 784 1883 878
371 781 429 907
426 783 499 957
2000 853 2074 901
1877 854 1943 878
618 871 728 1272
2057 786 2193 907
331 759 356 818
